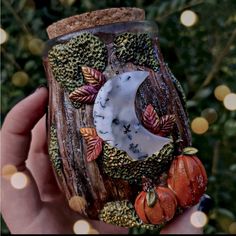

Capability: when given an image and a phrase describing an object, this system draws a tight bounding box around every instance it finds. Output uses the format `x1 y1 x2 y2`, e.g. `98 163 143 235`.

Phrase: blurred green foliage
1 0 236 234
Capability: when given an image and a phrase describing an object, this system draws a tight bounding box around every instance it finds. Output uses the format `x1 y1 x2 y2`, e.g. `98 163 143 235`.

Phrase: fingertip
2 86 49 135
29 86 49 105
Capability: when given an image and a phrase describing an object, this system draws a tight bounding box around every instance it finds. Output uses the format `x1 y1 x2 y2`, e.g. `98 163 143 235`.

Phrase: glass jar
42 17 205 229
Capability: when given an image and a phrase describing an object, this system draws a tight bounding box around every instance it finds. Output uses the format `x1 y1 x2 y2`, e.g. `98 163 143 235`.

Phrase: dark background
1 0 236 234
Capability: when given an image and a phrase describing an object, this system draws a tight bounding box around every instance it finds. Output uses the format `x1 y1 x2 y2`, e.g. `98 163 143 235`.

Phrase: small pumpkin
167 149 208 208
134 184 177 225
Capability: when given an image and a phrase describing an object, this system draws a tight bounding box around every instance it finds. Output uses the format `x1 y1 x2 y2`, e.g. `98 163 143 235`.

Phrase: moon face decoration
93 71 171 161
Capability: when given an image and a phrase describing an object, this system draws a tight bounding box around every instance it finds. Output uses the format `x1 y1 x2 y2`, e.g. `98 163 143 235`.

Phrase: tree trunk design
43 13 193 223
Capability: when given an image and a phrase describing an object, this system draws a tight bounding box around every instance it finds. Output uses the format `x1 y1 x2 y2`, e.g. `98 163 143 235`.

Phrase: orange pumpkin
167 154 208 208
134 186 177 225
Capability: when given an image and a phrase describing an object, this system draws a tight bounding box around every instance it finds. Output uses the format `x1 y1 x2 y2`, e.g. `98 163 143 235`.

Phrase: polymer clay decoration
48 125 62 177
93 71 171 160
114 32 159 71
45 11 207 230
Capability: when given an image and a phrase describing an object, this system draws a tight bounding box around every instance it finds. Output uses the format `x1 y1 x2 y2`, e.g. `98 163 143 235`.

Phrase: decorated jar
43 8 207 230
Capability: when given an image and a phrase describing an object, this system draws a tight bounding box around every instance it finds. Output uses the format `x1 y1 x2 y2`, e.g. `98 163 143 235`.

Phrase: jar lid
46 7 145 39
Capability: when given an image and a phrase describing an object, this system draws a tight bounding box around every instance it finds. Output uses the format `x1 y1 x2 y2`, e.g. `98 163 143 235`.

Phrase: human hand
160 194 213 235
1 87 211 234
0 87 128 234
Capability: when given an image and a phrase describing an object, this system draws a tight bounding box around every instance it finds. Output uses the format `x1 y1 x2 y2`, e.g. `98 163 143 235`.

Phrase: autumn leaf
80 128 103 161
158 115 176 137
69 85 98 103
82 66 106 87
80 127 97 141
86 136 103 162
142 104 161 134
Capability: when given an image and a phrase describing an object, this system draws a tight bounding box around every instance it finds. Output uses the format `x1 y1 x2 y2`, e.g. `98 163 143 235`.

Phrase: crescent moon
93 71 171 161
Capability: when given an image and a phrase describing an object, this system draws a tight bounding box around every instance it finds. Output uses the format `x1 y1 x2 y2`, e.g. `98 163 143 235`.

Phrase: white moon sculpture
93 71 171 161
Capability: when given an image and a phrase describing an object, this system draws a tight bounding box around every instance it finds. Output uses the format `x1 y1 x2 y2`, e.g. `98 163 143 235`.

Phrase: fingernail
198 194 214 214
30 83 48 95
35 83 48 91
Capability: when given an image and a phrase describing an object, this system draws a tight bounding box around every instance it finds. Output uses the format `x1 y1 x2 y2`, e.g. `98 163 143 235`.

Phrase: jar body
43 20 193 228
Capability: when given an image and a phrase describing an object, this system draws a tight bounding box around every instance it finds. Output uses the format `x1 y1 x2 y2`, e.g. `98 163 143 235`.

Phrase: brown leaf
158 115 176 137
80 128 103 161
69 85 98 103
80 128 97 142
142 104 160 134
82 66 106 87
86 136 103 162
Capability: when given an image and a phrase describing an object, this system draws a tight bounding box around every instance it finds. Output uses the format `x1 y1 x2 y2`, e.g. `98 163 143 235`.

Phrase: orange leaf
158 115 176 137
69 85 98 103
86 136 103 162
80 128 97 142
142 104 161 134
82 66 106 87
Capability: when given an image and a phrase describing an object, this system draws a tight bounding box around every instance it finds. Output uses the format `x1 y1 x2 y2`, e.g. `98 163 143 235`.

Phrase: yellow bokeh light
11 71 29 87
0 28 8 44
88 229 99 234
73 220 91 234
191 117 209 134
69 195 87 214
28 38 45 55
214 85 231 101
10 172 28 189
190 211 208 228
1 164 17 180
180 10 198 27
229 222 236 234
223 93 236 111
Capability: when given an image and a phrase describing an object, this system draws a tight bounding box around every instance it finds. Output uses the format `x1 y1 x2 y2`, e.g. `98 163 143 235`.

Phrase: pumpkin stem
182 147 198 155
142 176 154 192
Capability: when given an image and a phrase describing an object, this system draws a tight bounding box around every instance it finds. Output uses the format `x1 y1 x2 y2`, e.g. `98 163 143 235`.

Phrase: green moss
114 33 159 71
101 142 174 182
48 32 107 94
48 125 63 177
99 200 162 230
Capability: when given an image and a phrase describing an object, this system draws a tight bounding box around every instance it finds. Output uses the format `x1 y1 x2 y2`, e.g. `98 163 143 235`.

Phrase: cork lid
46 7 145 39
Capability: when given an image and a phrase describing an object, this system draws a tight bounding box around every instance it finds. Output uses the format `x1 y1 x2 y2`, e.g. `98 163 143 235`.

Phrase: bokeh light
0 28 8 44
201 108 218 124
28 37 45 55
88 229 99 234
180 10 198 27
224 120 236 137
11 71 29 87
73 220 91 234
223 93 236 111
59 0 76 7
10 172 28 189
1 164 17 180
229 222 236 234
214 85 231 101
191 117 209 134
190 211 208 228
69 195 87 213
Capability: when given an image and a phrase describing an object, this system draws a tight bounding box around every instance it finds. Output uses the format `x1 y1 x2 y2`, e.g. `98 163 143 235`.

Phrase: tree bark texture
43 8 192 224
